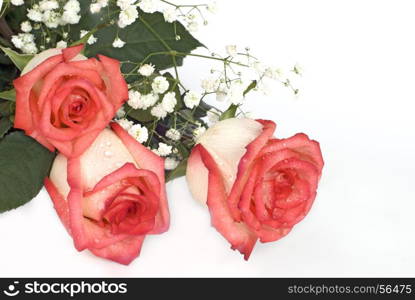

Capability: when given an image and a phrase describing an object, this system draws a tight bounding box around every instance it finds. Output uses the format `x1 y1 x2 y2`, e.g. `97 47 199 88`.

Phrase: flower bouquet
0 0 323 265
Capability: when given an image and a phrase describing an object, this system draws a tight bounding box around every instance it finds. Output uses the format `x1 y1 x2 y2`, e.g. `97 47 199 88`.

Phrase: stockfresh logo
2 280 127 297
3 281 20 297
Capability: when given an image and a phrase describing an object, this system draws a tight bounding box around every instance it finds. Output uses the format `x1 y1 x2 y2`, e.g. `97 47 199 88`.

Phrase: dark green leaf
194 100 213 119
0 132 55 213
165 159 187 182
243 80 257 96
72 6 203 71
0 100 15 117
0 46 33 71
176 143 190 158
0 89 15 101
220 104 238 121
127 105 157 123
0 117 12 138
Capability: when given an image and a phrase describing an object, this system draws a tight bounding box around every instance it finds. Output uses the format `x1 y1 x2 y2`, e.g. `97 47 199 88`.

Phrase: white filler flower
128 124 149 144
138 64 155 77
112 37 126 48
157 143 172 156
166 128 181 141
165 157 179 170
184 90 201 109
161 92 177 113
152 76 169 94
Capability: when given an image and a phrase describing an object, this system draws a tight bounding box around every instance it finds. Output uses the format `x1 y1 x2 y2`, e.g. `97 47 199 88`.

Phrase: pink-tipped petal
195 144 258 260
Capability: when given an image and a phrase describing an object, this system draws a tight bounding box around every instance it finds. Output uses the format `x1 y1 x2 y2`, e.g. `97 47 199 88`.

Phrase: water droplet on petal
104 151 113 157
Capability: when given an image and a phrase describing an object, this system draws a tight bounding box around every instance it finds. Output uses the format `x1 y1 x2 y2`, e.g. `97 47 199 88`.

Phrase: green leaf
0 117 12 138
243 80 257 96
166 159 187 182
0 89 15 101
0 100 15 117
0 132 55 213
0 46 33 71
127 105 157 123
220 104 238 121
72 5 203 71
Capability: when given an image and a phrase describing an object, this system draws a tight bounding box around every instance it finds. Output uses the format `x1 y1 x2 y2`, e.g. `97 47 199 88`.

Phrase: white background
1 0 415 277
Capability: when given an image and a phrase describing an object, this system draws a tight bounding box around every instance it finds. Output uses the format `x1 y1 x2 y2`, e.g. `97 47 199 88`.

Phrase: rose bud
13 45 128 158
186 118 323 259
45 122 169 265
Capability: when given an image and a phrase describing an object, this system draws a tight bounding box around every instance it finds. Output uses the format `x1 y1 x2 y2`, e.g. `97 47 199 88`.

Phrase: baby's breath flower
80 30 97 45
27 5 43 22
127 90 142 109
56 40 67 49
11 33 37 54
63 0 81 13
150 103 167 119
141 93 159 109
161 92 177 113
163 7 178 23
90 3 102 14
11 36 24 49
116 118 133 130
21 43 38 54
166 128 181 141
201 77 219 93
118 5 138 28
116 106 126 118
227 81 245 105
151 76 169 94
128 124 149 144
112 37 126 48
225 45 237 57
42 10 60 28
138 0 159 13
20 21 32 33
11 0 24 6
157 142 172 156
216 84 228 102
165 157 179 170
39 0 59 12
61 10 81 25
138 64 155 77
183 90 201 109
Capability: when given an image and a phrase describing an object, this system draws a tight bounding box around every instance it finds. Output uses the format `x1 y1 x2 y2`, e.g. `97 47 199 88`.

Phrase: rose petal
195 144 258 260
226 119 276 221
90 236 145 265
111 122 169 234
62 44 84 62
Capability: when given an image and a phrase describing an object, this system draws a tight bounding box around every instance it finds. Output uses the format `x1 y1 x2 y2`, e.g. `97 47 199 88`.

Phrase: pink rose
187 118 323 259
45 122 169 264
13 45 128 158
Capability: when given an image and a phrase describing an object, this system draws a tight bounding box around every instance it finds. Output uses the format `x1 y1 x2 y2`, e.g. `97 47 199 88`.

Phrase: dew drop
106 141 112 147
104 151 113 157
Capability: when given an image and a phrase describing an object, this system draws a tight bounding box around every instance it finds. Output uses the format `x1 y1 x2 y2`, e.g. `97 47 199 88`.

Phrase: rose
13 45 128 158
186 118 323 259
45 122 169 265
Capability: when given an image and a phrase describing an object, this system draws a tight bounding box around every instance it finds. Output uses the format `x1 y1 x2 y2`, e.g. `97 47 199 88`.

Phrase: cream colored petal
186 118 263 204
50 128 137 219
